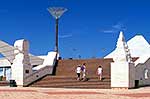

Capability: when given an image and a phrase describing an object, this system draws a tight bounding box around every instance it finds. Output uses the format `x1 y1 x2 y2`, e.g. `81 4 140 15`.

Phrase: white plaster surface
0 59 11 67
43 52 57 66
32 52 57 70
105 35 150 60
134 55 150 66
127 35 150 58
111 62 129 87
107 32 150 88
11 39 32 86
24 66 53 86
106 31 132 63
111 62 135 88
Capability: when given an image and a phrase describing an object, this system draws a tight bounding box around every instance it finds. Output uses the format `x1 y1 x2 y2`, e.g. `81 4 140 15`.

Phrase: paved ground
0 86 150 99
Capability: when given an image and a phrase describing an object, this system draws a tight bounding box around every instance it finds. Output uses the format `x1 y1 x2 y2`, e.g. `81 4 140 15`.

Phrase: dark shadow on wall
52 60 58 75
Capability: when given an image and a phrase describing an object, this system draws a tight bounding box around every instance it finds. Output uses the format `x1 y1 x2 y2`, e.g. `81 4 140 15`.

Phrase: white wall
33 52 57 70
24 66 53 86
111 62 135 88
11 39 32 86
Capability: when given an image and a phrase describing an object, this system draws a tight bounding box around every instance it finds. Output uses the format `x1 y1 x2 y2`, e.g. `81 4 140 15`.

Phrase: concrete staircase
0 81 9 86
30 58 113 89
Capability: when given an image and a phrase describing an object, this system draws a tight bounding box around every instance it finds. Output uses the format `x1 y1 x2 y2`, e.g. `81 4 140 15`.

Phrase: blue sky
0 0 150 59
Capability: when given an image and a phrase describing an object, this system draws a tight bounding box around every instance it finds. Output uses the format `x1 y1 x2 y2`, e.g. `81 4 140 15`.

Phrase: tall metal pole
55 18 59 53
47 7 67 53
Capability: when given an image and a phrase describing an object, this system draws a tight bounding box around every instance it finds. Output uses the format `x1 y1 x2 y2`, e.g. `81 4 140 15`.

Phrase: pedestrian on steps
97 66 103 81
81 63 87 81
76 65 81 81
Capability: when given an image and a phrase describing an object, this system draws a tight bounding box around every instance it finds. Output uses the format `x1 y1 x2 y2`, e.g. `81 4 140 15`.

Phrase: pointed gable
127 35 150 57
105 31 132 62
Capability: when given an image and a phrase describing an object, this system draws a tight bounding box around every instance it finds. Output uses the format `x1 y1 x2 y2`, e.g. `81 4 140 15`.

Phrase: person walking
76 65 81 81
81 63 86 80
97 66 103 81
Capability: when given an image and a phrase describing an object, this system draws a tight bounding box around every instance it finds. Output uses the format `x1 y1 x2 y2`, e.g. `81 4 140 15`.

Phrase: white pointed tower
114 31 132 63
111 31 135 89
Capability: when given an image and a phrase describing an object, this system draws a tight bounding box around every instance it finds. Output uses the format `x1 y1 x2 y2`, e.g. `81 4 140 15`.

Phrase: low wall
24 66 53 86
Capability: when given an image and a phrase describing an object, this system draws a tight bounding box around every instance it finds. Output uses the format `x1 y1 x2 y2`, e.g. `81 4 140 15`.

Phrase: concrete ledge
111 87 128 90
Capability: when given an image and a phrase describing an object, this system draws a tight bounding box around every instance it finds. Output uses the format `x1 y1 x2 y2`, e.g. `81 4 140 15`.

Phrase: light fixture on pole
47 7 67 53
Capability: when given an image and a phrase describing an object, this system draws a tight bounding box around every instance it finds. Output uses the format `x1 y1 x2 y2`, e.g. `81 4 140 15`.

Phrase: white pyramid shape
108 31 132 62
105 33 150 64
127 35 150 57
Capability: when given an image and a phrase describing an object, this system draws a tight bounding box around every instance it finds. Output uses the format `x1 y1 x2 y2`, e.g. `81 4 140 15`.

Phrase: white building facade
0 31 150 88
0 39 57 86
105 31 150 88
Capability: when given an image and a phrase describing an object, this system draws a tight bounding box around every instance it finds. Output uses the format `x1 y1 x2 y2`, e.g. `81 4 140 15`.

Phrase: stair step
32 84 110 89
34 81 111 85
33 78 110 84
42 76 110 80
30 58 113 89
0 81 9 86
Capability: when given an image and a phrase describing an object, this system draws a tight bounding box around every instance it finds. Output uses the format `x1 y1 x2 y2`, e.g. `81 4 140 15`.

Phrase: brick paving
44 91 103 95
0 87 150 99
0 89 37 92
115 93 150 98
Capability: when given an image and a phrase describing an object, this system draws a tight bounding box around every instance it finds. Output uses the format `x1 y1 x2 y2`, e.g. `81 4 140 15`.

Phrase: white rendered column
11 39 32 86
111 31 135 89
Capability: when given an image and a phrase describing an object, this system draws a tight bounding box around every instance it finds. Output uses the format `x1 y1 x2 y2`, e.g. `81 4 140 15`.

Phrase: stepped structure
0 81 9 86
1 31 150 89
30 58 113 89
